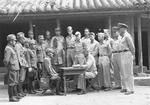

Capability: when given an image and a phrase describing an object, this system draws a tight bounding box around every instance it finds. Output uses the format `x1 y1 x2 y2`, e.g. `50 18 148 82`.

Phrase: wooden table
59 67 86 95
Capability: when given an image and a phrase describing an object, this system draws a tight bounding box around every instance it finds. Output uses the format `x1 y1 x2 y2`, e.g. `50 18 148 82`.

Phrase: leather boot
8 86 19 102
17 83 26 97
13 86 22 99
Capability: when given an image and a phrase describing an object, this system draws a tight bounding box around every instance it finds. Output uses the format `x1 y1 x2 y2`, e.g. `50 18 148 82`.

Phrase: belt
99 54 108 57
67 47 74 49
113 50 129 53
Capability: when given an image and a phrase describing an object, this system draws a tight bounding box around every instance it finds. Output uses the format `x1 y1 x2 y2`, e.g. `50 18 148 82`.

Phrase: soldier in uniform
117 23 135 95
42 48 64 95
15 32 28 97
3 34 20 102
97 32 112 91
36 35 47 90
27 30 36 44
65 26 76 67
45 30 51 48
81 28 91 50
74 31 86 65
51 28 65 71
110 26 122 89
76 50 98 95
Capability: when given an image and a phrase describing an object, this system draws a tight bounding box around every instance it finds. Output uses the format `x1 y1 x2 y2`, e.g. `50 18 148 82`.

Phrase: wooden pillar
108 16 112 36
56 18 60 29
29 21 33 31
148 21 150 70
137 15 143 72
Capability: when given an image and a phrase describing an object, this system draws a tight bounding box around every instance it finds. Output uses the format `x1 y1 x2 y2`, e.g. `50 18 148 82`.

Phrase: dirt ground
0 86 150 105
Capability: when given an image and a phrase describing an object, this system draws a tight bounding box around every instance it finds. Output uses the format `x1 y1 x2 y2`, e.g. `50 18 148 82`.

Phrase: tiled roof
0 0 149 14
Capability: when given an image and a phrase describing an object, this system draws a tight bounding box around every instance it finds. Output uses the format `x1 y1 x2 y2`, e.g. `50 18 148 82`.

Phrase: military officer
15 32 28 97
27 30 36 44
51 27 65 71
3 34 20 102
81 28 91 51
74 31 86 65
97 32 112 91
65 26 76 67
36 35 47 86
111 26 122 89
117 23 135 95
45 30 51 48
89 32 99 65
76 50 98 95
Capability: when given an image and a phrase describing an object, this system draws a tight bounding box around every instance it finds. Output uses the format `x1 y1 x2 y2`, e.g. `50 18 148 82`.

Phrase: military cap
112 26 119 31
55 27 61 31
117 23 128 29
75 31 81 36
38 35 44 40
7 34 16 41
45 48 54 54
67 26 73 30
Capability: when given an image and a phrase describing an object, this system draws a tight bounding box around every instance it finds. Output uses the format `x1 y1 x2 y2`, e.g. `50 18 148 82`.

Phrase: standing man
74 31 86 65
36 35 47 88
27 30 36 44
45 30 51 48
4 34 20 102
65 26 76 67
117 23 135 95
97 32 112 91
111 26 122 89
51 27 65 71
15 32 28 97
81 28 91 51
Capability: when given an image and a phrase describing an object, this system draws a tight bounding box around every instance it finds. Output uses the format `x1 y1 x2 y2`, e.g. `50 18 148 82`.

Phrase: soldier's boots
17 84 26 97
13 86 22 99
8 86 19 102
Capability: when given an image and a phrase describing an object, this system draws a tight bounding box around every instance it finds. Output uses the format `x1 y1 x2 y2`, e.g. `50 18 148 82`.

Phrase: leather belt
67 47 74 49
113 50 129 53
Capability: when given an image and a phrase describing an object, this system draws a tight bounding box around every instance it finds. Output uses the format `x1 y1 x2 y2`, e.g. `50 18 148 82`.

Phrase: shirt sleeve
92 43 99 56
3 48 11 66
126 36 135 55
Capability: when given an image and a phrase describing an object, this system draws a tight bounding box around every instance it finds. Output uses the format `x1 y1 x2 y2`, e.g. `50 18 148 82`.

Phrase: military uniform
97 42 112 88
77 54 97 92
111 38 122 88
120 31 135 93
3 34 20 102
81 36 91 51
88 40 99 65
65 34 76 67
74 40 86 65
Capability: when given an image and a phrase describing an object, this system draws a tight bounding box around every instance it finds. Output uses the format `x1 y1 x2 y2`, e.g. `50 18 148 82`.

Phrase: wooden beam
137 15 144 72
108 16 112 36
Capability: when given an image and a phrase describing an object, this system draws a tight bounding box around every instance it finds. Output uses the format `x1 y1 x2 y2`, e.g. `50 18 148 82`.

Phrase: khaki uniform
3 45 20 86
120 31 135 91
45 39 51 48
111 39 122 87
81 37 91 51
74 40 86 65
15 42 28 82
66 35 76 67
88 40 99 65
97 42 111 88
78 54 97 90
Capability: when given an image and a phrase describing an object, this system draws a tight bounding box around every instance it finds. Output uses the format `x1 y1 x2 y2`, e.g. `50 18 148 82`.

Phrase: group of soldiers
3 22 135 102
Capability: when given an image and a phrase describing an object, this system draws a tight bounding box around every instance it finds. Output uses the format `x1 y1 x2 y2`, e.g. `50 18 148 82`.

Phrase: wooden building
0 0 150 72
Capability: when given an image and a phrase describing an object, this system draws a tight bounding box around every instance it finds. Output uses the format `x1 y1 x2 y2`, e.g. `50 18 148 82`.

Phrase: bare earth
0 86 150 105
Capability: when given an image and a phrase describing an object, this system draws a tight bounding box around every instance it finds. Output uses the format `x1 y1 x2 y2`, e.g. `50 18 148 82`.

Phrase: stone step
134 76 150 86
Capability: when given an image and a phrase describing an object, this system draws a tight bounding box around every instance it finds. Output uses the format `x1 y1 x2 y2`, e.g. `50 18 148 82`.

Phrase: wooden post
29 21 33 31
56 18 60 29
108 16 112 36
137 15 143 73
